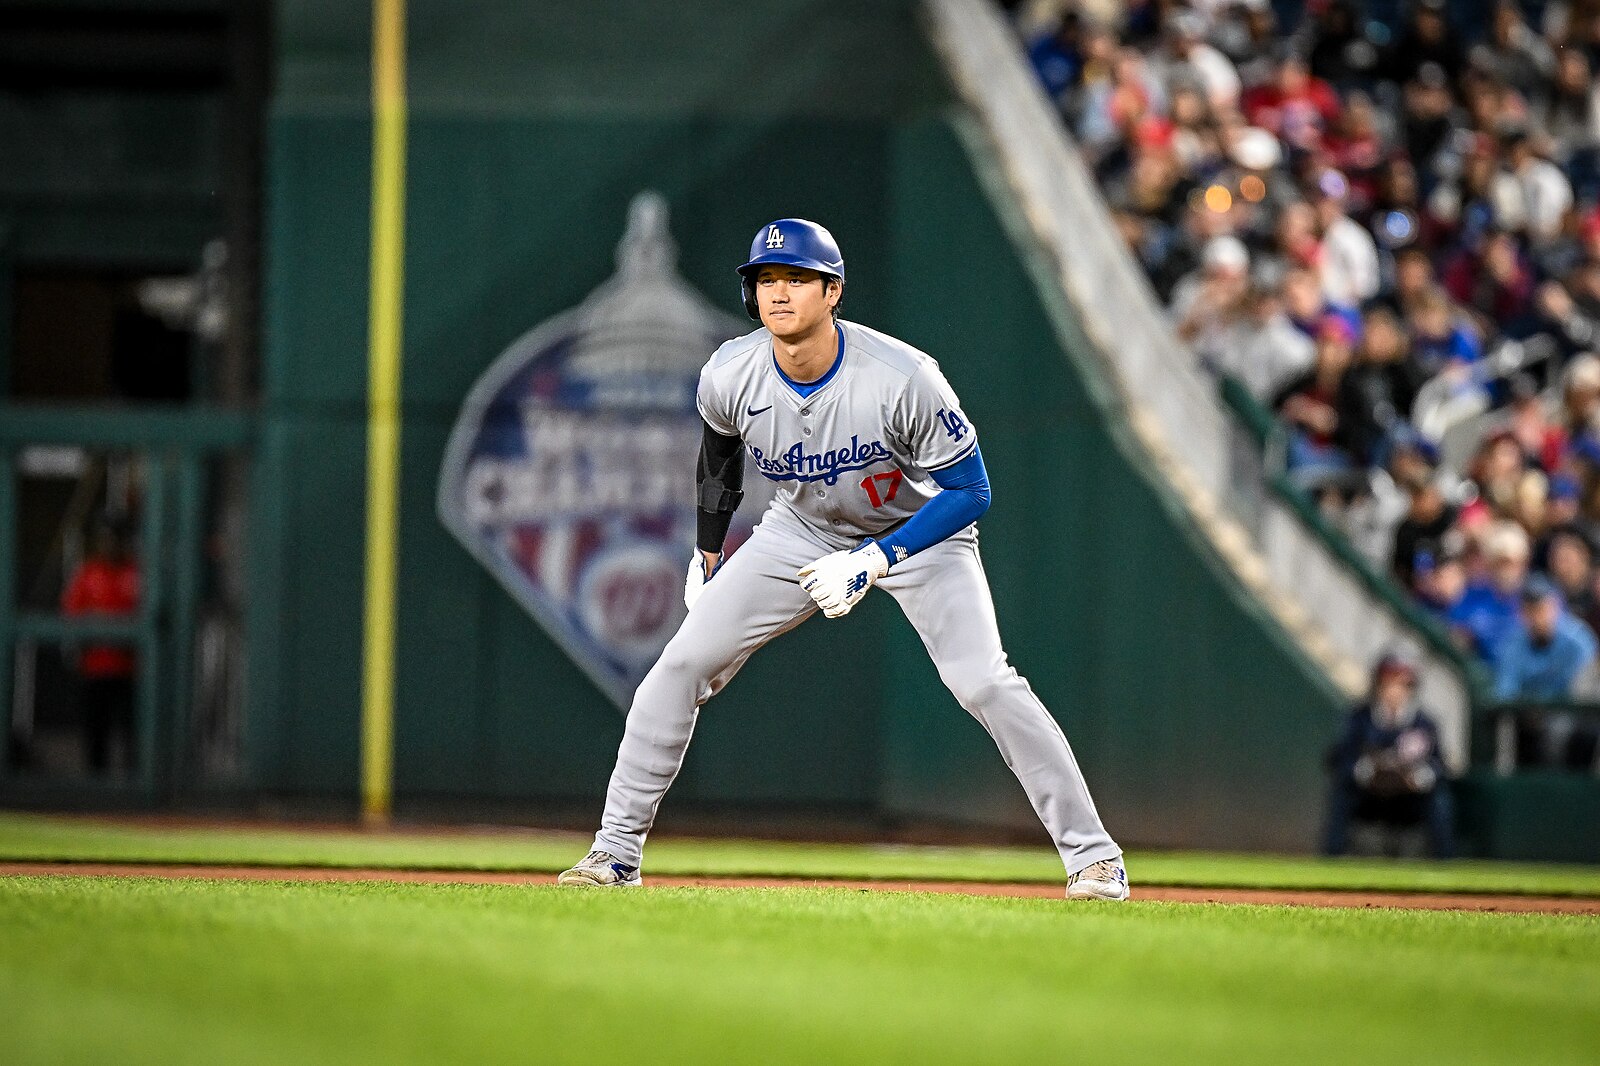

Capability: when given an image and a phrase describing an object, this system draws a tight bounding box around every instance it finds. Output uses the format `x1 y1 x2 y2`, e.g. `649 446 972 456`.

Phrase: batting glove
797 540 889 619
684 551 722 611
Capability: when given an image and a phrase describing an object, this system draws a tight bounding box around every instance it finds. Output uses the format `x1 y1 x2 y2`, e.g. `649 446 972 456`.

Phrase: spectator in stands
1316 169 1384 307
1510 466 1552 539
1468 429 1529 518
1566 232 1600 306
1497 128 1575 247
1408 287 1483 375
1028 8 1087 104
1329 95 1388 212
1504 373 1564 474
1444 228 1535 333
1152 9 1240 114
1274 313 1358 476
1400 63 1456 171
1407 288 1487 438
1454 519 1530 667
1395 486 1459 589
1077 46 1159 165
1112 208 1168 290
61 522 141 776
1385 246 1440 318
1307 0 1380 92
1279 263 1331 340
1536 47 1600 166
1151 195 1235 300
1209 277 1315 402
1583 554 1600 649
1172 235 1250 355
1544 525 1596 617
1535 278 1600 354
1242 48 1341 151
1541 0 1600 53
1382 0 1466 86
1168 81 1225 174
1551 352 1600 449
1494 573 1599 698
1415 535 1470 621
1577 441 1600 526
1470 1 1556 101
1105 119 1193 227
1429 141 1504 252
1340 307 1426 465
1214 0 1280 89
1392 454 1458 588
1461 72 1517 142
1546 473 1585 535
1274 202 1323 277
1367 156 1427 261
1324 651 1454 858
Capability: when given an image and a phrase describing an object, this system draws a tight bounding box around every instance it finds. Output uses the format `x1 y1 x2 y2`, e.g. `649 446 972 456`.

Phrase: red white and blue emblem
437 193 772 710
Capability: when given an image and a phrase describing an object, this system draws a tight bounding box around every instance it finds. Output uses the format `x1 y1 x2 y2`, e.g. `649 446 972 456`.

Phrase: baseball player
560 219 1128 900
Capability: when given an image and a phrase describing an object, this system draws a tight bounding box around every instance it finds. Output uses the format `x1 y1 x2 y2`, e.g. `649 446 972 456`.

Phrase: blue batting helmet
735 218 844 320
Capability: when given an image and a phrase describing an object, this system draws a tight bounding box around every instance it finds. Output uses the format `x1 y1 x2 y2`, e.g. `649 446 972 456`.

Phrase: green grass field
3 815 1600 1065
4 876 1599 1065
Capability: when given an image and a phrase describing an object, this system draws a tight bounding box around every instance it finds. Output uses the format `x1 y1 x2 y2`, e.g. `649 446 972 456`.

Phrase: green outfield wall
250 0 1347 849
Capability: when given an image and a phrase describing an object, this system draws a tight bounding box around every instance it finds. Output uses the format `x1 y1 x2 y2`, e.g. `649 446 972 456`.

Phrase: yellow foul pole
362 0 407 824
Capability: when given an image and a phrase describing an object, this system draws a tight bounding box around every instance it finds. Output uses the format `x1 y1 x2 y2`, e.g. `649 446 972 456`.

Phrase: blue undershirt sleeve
871 447 991 567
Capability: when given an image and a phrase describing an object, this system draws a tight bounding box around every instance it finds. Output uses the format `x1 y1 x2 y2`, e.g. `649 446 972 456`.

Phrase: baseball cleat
1066 858 1129 901
557 850 643 887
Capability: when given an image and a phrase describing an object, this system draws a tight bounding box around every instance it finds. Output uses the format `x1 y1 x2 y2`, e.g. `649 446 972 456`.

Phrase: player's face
755 266 837 338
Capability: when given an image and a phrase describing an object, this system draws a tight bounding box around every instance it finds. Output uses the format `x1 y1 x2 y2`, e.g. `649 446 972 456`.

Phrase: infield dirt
4 861 1597 914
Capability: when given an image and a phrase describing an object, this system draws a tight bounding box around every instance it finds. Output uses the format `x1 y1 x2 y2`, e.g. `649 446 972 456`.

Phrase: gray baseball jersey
585 318 1121 880
697 320 977 554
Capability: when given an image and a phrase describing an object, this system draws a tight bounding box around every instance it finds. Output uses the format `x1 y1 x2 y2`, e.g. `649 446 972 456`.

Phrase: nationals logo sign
437 193 772 710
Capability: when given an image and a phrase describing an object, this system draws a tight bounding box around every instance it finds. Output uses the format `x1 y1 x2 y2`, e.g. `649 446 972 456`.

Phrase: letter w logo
846 571 870 595
765 225 785 249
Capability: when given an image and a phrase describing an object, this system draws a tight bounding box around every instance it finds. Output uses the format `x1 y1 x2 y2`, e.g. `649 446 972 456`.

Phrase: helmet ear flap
741 275 760 320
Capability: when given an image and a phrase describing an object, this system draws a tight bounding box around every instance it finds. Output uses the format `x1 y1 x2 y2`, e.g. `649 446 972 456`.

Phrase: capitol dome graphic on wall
437 192 775 711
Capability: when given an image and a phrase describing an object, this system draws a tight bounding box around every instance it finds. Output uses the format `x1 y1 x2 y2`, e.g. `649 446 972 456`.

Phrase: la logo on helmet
765 224 784 249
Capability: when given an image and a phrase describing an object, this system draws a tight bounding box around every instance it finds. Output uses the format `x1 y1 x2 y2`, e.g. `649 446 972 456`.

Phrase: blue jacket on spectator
1413 325 1482 375
1290 302 1360 341
1028 34 1079 101
1494 611 1599 700
1450 582 1522 668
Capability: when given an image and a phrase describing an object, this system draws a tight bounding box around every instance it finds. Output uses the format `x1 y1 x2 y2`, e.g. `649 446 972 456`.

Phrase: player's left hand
797 541 889 619
684 551 722 611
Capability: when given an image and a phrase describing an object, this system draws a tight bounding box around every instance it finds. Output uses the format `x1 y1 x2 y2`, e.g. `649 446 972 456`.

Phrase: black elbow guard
695 422 745 554
695 424 746 514
697 479 745 513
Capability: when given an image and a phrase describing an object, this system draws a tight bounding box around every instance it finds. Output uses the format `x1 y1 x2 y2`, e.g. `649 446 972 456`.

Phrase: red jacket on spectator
1242 79 1341 149
1442 242 1533 326
61 558 140 678
1326 132 1385 209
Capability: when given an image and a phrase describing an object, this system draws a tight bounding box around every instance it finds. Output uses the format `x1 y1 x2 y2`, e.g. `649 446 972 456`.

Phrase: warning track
4 861 1597 914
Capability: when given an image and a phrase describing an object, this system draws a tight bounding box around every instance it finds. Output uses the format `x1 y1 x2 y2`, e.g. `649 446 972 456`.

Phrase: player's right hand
684 551 722 611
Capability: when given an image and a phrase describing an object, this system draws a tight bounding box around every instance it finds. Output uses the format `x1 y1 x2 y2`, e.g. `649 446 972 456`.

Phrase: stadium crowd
1016 0 1600 726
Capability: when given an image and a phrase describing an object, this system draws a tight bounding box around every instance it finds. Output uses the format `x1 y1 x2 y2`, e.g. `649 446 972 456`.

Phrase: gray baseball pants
591 506 1122 876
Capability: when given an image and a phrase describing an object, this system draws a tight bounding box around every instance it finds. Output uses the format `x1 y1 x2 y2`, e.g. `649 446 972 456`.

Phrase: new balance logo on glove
797 543 888 619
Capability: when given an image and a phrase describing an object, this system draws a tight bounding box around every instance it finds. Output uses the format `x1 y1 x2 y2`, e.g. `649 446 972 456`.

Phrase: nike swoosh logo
747 405 773 417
